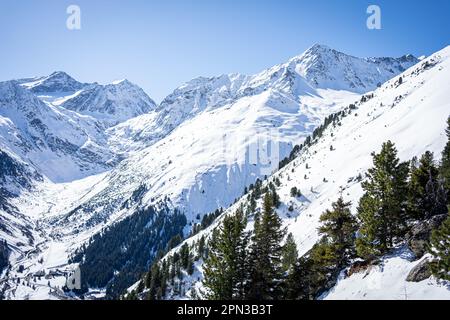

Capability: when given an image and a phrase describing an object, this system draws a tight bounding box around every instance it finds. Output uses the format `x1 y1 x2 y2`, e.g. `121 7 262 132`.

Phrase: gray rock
407 214 448 259
406 259 432 282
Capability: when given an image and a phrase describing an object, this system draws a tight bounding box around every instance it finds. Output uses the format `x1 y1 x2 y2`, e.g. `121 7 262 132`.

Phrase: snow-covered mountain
294 44 419 92
130 45 450 300
109 44 418 152
85 45 419 230
0 80 115 183
20 72 157 127
0 44 433 300
58 79 157 126
19 71 88 95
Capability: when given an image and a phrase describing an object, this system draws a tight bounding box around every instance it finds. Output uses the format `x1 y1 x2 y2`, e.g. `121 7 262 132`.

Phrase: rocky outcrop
407 214 448 259
406 258 432 282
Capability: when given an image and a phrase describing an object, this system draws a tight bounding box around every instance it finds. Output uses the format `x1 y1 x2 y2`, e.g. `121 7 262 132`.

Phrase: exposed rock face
406 258 432 282
0 239 9 271
407 214 448 259
347 259 379 278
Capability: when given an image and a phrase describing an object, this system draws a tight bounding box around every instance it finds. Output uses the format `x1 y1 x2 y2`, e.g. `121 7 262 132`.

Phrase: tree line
203 117 450 299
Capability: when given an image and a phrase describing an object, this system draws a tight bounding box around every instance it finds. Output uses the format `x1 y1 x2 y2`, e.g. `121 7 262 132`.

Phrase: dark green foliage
130 118 450 300
284 256 310 299
268 182 281 208
281 233 298 273
356 141 409 259
285 240 340 300
167 234 183 251
429 215 450 281
290 186 301 198
318 196 357 267
191 208 223 236
274 177 281 187
203 207 249 300
147 263 164 299
246 192 286 300
285 197 357 300
441 117 450 200
197 235 206 259
71 206 186 299
408 152 447 220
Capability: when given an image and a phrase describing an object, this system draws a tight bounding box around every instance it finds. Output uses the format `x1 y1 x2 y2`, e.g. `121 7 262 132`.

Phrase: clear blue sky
1 0 449 102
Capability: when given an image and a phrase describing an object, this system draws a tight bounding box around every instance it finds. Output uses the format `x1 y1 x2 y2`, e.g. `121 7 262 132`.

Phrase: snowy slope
0 44 425 299
63 87 358 235
19 71 88 95
109 44 417 153
146 45 450 300
0 81 115 183
323 249 450 300
58 79 157 126
0 149 43 258
20 72 157 127
82 45 419 231
294 44 419 92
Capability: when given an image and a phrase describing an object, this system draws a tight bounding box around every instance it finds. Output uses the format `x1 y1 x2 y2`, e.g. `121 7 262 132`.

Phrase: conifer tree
318 196 357 267
281 233 298 273
271 188 281 208
429 215 450 281
408 151 446 220
441 117 450 200
187 257 194 276
202 208 249 300
147 263 162 299
180 243 189 269
247 192 286 300
284 256 313 300
356 141 409 259
197 236 206 259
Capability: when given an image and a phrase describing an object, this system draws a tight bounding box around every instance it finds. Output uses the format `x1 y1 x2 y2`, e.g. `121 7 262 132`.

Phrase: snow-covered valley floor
2 173 111 300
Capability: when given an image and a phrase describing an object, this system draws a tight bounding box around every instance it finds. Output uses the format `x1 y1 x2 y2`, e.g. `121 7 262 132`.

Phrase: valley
1 44 448 300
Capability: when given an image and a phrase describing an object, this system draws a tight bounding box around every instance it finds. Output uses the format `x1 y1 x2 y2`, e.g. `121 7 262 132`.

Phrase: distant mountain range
2 44 448 301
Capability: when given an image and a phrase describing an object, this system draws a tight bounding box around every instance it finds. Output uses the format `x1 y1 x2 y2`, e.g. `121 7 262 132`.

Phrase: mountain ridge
0 44 438 301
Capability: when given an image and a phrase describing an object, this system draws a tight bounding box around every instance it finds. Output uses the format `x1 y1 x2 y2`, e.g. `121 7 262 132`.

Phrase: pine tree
247 192 286 300
355 194 382 258
441 117 450 201
284 256 313 300
318 196 357 267
281 233 298 273
187 256 194 276
271 188 281 208
147 263 162 299
429 215 450 281
290 187 301 197
408 151 447 220
202 208 249 300
197 236 206 259
356 141 409 259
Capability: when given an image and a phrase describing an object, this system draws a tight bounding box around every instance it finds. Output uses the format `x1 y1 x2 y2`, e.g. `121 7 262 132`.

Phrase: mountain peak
59 78 157 126
306 43 333 52
290 44 419 93
48 70 73 78
20 71 87 94
111 79 129 85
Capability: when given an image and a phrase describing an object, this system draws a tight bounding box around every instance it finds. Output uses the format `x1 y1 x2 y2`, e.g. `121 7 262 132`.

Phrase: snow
323 250 450 300
0 44 445 300
148 45 450 300
58 80 157 126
